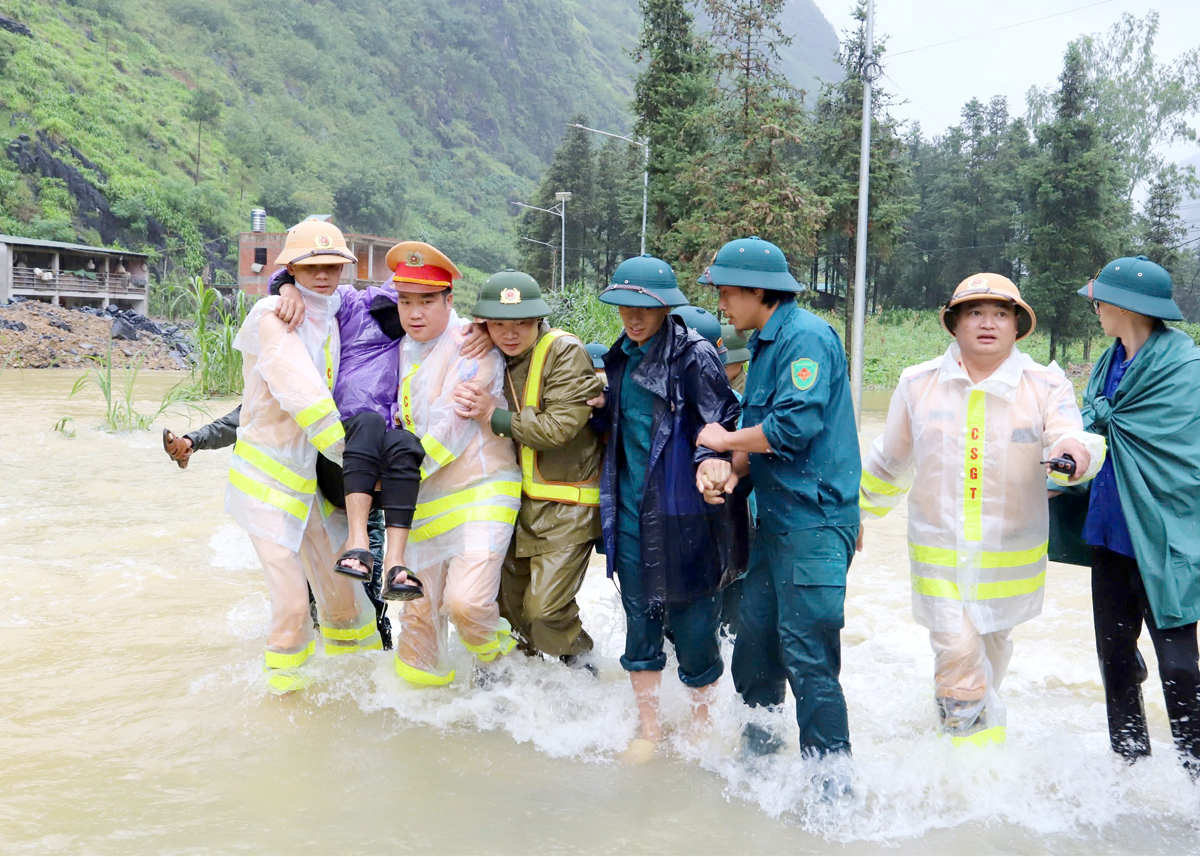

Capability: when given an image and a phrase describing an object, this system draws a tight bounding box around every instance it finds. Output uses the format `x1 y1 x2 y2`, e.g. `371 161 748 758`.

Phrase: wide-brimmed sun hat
940 272 1036 341
1077 255 1182 321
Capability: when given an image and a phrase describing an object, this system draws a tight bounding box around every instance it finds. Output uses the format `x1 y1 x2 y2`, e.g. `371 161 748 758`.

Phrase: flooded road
1 370 1197 853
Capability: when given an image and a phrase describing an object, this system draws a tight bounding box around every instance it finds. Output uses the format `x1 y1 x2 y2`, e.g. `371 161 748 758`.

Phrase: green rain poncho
1083 326 1200 629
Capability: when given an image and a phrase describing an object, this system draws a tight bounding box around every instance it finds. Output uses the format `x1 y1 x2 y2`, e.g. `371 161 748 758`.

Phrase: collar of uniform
295 282 342 327
937 342 1025 402
754 299 793 344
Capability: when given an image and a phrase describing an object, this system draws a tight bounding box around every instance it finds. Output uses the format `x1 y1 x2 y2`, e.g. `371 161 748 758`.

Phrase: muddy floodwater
1 370 1197 854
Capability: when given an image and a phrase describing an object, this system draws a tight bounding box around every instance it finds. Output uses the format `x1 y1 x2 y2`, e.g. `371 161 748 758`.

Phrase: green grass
71 340 204 431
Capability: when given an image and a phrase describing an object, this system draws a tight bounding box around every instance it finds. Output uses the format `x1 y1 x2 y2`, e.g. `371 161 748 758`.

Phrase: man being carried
453 271 604 669
858 273 1104 744
388 244 522 686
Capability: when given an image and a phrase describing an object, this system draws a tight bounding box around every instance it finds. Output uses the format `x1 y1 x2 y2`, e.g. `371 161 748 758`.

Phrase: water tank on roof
251 209 267 233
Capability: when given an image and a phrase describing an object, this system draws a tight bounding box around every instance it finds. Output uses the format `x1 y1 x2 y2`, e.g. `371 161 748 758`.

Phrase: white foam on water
207 523 259 571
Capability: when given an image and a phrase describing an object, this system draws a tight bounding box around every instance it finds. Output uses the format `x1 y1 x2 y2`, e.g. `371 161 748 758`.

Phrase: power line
889 0 1116 59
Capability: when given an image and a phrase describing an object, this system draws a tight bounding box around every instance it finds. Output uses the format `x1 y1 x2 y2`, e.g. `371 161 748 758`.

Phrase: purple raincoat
268 268 402 425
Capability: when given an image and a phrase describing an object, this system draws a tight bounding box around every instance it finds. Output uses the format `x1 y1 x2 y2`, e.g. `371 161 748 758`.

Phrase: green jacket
1083 326 1200 629
491 324 605 557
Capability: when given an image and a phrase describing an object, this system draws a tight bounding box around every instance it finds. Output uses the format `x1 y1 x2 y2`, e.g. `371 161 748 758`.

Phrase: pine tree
1138 170 1186 270
1022 44 1126 362
662 0 825 282
632 0 713 243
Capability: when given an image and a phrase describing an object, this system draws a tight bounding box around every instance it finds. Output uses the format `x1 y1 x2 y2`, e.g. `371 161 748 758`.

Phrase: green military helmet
584 341 608 369
600 254 688 308
670 305 722 349
720 323 752 365
1077 254 1182 321
698 236 804 292
469 270 553 320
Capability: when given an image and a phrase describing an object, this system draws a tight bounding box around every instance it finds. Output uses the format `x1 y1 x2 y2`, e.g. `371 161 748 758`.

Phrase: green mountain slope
0 0 836 280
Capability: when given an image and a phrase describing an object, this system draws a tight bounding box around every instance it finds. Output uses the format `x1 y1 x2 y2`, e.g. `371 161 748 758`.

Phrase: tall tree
632 0 714 243
183 88 222 186
1022 44 1125 362
1138 169 1187 270
663 0 825 282
806 1 913 348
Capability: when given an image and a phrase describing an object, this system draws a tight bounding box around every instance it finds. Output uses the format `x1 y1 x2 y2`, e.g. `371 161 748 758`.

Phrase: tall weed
180 276 251 397
71 341 205 431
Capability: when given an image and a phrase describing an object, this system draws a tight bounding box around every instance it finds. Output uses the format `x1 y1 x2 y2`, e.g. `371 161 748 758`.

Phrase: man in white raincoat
859 273 1106 743
385 242 522 686
226 221 382 693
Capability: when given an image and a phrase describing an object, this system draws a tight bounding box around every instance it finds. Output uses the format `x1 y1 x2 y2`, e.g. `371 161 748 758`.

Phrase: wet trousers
499 540 594 658
929 611 1012 734
1092 546 1200 772
615 537 723 688
249 509 382 663
732 526 856 757
395 544 512 679
340 412 422 528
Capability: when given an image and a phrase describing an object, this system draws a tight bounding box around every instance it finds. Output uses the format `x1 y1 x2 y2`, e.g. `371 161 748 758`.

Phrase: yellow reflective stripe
521 447 600 505
321 498 336 518
400 362 420 432
233 441 317 493
413 481 522 521
311 420 345 451
912 575 961 599
518 330 599 506
522 329 567 408
264 641 315 670
395 656 455 686
859 493 889 518
411 505 518 542
421 433 457 467
912 570 1046 601
461 620 515 659
949 726 1007 747
909 541 1048 569
974 571 1046 600
419 465 430 481
324 334 335 390
296 397 335 429
320 621 379 642
861 469 904 497
963 390 985 541
230 469 309 520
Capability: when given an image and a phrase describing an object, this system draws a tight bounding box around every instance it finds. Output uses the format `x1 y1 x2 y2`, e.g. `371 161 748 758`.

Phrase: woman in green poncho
1079 255 1200 779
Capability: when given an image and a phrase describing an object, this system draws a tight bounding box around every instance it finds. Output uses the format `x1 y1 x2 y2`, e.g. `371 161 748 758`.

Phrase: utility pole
851 0 881 426
512 194 571 290
567 123 649 256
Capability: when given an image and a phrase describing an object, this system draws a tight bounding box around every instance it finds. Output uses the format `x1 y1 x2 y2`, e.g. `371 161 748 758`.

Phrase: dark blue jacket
596 316 744 604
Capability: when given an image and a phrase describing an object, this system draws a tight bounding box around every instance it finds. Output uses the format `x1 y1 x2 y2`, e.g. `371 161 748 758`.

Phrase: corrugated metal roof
0 234 151 257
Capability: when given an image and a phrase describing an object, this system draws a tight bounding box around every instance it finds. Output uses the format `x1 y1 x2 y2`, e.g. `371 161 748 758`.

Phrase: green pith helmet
1077 255 1182 321
599 254 688 308
720 323 752 365
584 342 608 369
670 305 722 349
469 270 553 320
698 236 804 292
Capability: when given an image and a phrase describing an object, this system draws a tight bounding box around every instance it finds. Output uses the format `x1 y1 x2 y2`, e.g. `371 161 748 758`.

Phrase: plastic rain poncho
225 285 380 686
393 310 521 683
860 344 1106 636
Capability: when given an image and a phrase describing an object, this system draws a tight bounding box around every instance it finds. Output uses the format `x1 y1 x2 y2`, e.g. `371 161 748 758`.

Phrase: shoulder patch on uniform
791 358 818 391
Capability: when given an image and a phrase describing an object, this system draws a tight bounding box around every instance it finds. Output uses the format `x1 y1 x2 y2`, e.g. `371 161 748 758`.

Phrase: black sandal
333 548 374 582
380 566 423 602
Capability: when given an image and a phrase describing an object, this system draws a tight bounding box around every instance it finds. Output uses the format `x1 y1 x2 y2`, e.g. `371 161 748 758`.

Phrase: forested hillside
0 0 839 281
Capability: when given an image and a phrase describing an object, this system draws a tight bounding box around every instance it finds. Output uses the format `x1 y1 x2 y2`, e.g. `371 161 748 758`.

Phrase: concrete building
237 230 399 296
0 234 151 313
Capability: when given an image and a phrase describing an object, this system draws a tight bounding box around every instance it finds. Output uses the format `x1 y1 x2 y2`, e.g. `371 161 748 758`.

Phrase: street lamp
567 122 649 256
511 192 571 290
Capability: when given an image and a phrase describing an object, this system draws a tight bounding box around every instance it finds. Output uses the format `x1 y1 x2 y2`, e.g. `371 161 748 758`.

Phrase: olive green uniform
491 323 605 657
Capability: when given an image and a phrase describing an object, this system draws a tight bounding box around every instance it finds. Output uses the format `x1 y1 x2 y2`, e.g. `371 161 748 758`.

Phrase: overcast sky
809 0 1199 165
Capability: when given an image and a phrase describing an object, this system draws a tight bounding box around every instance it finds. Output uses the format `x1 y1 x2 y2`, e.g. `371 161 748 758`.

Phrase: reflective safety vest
519 329 600 506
